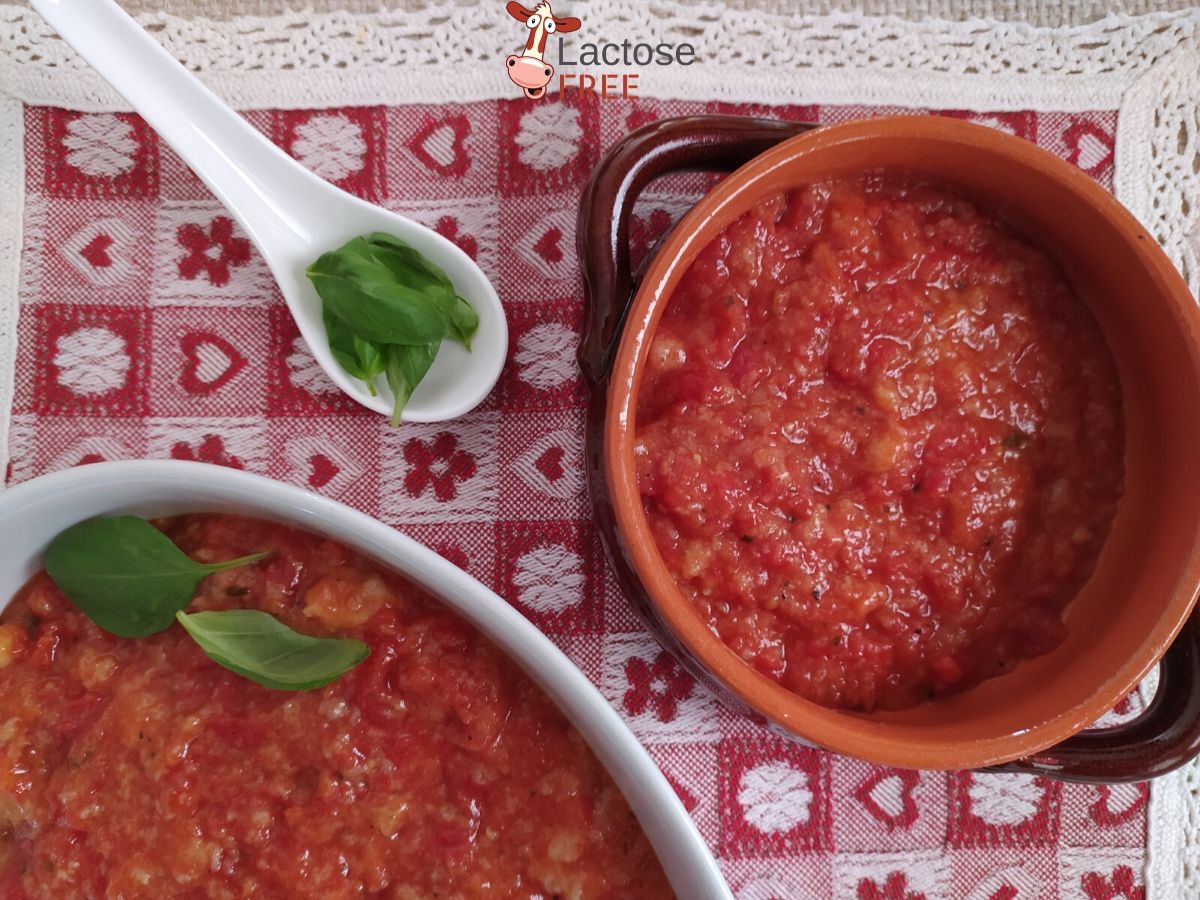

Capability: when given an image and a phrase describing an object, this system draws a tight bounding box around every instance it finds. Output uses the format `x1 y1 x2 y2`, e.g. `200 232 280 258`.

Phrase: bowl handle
992 605 1200 783
576 115 817 385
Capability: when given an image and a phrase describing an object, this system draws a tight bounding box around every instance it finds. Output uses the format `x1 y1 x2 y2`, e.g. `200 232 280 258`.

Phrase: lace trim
1149 761 1200 897
0 3 1197 894
1116 46 1200 289
0 95 20 488
0 6 1194 110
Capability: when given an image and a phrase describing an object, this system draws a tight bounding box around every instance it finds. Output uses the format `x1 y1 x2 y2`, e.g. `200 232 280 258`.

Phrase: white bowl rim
0 459 729 900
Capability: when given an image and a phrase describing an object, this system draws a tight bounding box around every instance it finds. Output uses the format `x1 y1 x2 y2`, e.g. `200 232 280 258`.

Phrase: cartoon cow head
505 1 582 99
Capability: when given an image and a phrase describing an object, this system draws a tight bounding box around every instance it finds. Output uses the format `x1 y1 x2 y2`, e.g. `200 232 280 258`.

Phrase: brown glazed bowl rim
602 115 1200 770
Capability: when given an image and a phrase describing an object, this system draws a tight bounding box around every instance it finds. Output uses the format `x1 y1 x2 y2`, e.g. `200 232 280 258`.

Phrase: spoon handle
31 0 330 261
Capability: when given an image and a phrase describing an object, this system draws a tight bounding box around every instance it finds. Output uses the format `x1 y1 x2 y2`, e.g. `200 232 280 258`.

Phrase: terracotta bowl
577 115 1200 778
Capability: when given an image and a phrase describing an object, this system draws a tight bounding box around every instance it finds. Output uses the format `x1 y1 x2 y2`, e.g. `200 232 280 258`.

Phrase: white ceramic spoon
31 0 507 423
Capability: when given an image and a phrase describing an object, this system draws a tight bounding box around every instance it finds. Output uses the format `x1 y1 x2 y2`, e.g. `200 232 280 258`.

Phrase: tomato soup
0 515 672 899
636 173 1124 712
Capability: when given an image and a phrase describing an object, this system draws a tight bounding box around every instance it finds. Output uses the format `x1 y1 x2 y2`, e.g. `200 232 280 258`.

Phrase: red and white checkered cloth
5 95 1149 898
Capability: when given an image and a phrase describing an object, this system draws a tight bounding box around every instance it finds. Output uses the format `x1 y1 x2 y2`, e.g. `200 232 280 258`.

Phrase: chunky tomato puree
636 173 1124 711
0 515 671 899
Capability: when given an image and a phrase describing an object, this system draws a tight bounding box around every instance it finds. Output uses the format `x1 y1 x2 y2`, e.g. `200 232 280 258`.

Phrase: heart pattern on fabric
61 217 138 286
512 429 582 500
433 215 479 259
532 226 563 265
854 768 921 830
963 867 1042 900
80 235 113 268
47 436 133 472
307 453 340 488
283 436 363 497
179 332 247 395
286 335 340 397
1089 783 1148 827
409 115 471 177
1063 120 1115 175
534 445 565 482
516 209 577 279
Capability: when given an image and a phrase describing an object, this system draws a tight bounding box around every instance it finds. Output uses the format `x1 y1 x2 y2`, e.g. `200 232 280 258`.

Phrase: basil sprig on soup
306 233 479 424
42 515 368 690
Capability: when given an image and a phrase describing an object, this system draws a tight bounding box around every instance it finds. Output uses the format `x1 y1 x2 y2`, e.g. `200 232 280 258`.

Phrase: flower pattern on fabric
622 651 694 722
177 217 252 287
403 432 478 502
170 434 245 469
857 872 926 900
1081 865 1144 900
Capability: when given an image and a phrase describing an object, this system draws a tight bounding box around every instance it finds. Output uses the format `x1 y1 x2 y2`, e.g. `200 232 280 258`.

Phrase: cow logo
504 1 581 99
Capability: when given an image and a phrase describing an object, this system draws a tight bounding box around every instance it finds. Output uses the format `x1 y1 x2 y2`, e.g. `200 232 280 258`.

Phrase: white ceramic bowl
0 460 730 900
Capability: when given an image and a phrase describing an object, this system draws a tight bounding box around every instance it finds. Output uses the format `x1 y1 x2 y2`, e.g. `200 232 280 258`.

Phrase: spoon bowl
266 192 507 422
32 0 507 422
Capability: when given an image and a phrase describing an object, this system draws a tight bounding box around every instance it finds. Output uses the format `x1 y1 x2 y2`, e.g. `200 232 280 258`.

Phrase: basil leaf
362 236 477 348
309 232 481 423
352 335 385 387
322 304 387 396
443 294 479 350
44 516 269 638
365 233 457 294
306 238 450 345
385 342 439 426
176 610 370 691
323 304 370 380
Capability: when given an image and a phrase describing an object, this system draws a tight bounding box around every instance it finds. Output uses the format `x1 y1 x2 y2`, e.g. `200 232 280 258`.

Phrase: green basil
451 296 479 350
307 232 480 422
352 335 386 386
44 516 269 638
175 609 370 691
385 342 439 426
324 315 363 379
366 232 457 293
359 234 478 350
306 237 451 345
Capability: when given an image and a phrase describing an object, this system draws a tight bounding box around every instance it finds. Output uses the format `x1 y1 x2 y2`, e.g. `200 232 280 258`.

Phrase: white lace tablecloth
0 3 1196 896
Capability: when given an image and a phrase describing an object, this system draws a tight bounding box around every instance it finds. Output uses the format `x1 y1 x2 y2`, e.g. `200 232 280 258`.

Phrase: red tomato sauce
636 173 1125 711
0 514 672 899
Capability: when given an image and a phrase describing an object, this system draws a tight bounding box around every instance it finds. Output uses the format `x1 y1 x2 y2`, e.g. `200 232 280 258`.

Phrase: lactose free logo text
503 1 697 100
557 37 697 98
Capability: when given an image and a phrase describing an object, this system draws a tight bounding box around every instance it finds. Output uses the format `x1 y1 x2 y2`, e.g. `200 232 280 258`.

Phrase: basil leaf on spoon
323 305 385 394
306 233 480 422
306 237 453 345
384 342 439 427
176 609 370 691
44 516 269 638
